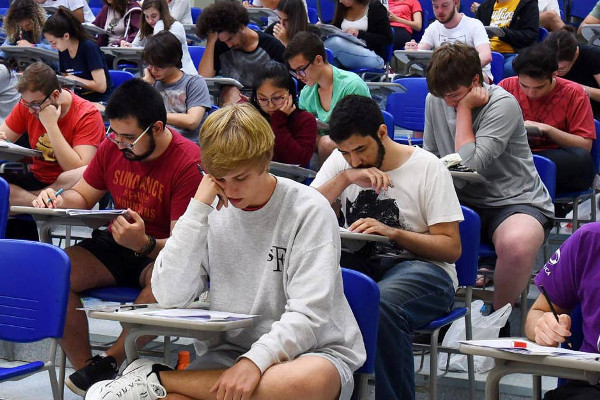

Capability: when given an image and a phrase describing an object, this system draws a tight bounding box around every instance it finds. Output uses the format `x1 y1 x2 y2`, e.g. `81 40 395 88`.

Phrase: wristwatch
135 234 156 257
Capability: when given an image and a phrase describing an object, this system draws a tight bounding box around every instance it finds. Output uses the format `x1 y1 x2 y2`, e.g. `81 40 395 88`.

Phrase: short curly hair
195 1 249 39
4 0 47 44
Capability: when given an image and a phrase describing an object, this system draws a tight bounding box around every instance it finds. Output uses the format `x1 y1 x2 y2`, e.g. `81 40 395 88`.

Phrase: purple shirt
534 223 600 354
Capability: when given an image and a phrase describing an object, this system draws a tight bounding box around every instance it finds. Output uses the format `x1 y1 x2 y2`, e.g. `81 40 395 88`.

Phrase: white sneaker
122 358 158 376
84 372 166 400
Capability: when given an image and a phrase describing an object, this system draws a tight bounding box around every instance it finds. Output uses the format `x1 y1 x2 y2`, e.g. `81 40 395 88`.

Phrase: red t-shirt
5 90 104 184
388 0 422 33
499 77 596 151
83 130 202 239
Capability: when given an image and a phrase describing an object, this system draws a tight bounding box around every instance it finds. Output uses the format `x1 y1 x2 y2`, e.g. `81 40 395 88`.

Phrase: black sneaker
66 355 118 396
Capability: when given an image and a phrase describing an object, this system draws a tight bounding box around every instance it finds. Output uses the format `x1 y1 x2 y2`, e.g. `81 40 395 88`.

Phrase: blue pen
47 187 64 204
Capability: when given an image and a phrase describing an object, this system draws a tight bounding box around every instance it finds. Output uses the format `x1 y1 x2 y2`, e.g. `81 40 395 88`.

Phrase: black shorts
75 229 153 287
1 171 48 191
468 204 553 243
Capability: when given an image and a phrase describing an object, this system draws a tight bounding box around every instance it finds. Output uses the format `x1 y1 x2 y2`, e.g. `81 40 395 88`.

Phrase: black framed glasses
289 60 313 78
256 92 288 107
105 123 154 150
19 92 52 111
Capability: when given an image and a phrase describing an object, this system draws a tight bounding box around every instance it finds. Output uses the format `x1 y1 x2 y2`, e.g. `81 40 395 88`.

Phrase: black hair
195 1 249 39
250 61 298 119
277 0 309 41
42 6 90 41
142 30 183 69
105 78 167 130
283 31 327 63
329 95 384 142
332 0 370 27
512 43 558 80
544 29 578 62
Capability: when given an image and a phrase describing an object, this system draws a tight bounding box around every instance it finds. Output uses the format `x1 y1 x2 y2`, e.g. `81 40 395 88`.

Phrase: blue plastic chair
341 268 379 400
318 0 336 23
88 0 103 8
188 46 205 70
350 28 395 81
538 27 549 42
554 120 600 232
307 7 319 24
414 205 479 400
325 47 334 64
0 239 71 400
191 7 202 24
108 70 135 89
568 0 597 22
0 177 8 238
490 51 504 83
385 77 428 145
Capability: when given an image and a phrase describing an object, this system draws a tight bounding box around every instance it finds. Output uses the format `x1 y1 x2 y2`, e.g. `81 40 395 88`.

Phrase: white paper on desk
460 339 600 360
65 209 127 217
140 309 257 321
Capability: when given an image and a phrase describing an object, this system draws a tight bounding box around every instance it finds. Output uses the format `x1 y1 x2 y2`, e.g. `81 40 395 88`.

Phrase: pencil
47 188 64 204
539 284 573 349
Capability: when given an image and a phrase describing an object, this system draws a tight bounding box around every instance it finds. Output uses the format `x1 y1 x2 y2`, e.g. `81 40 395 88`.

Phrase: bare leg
317 135 338 166
540 11 565 31
491 213 545 310
8 167 86 207
62 246 117 369
8 183 39 207
161 356 340 400
105 264 158 365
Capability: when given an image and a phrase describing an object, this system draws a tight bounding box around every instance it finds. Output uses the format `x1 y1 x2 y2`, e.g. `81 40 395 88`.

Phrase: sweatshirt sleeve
357 1 393 59
240 203 344 373
151 199 211 308
270 110 317 166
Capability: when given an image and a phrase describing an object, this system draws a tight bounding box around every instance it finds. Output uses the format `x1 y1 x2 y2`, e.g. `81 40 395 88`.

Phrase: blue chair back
91 7 102 16
591 120 600 174
191 7 202 23
490 51 504 83
307 7 319 23
385 77 428 131
459 0 477 17
88 0 103 8
325 47 335 64
457 206 480 287
0 177 8 239
533 154 557 202
569 0 597 20
538 27 549 42
108 70 135 89
188 46 205 69
0 240 71 342
382 109 394 139
319 0 336 23
341 268 380 374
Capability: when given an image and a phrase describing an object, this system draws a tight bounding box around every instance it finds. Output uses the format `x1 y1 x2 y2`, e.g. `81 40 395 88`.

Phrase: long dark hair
4 0 47 43
250 61 298 120
42 6 90 41
332 0 370 27
139 0 175 39
277 0 309 41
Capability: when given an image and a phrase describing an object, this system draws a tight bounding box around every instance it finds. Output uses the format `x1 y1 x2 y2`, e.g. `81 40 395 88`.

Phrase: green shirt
592 0 600 19
298 65 370 123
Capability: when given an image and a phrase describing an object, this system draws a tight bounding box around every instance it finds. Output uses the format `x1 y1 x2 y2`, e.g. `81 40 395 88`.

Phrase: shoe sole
65 376 88 397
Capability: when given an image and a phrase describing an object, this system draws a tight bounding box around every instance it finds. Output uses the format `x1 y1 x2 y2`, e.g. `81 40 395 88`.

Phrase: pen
539 284 573 349
116 304 148 312
47 187 64 204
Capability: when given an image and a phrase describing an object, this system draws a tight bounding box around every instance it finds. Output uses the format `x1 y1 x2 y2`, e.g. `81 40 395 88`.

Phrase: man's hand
142 68 156 85
344 27 359 36
210 358 261 400
194 173 228 210
349 217 395 237
404 39 418 50
0 131 8 141
111 209 148 251
471 2 480 13
207 31 218 43
524 120 550 135
457 86 489 111
32 188 63 209
533 312 572 347
38 103 61 127
344 168 394 194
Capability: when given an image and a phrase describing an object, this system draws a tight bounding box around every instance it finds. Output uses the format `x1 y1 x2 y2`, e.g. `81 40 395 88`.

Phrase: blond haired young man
86 104 366 400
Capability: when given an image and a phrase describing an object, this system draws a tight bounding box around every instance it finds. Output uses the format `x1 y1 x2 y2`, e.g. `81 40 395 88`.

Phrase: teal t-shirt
298 65 370 124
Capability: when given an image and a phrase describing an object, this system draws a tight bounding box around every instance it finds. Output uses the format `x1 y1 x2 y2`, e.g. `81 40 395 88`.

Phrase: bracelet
135 234 156 257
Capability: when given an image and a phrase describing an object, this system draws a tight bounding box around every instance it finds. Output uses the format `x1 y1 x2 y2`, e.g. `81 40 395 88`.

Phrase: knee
324 36 344 51
494 234 539 266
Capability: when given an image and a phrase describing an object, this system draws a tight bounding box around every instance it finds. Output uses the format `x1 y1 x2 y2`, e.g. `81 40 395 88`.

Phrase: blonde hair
199 104 275 177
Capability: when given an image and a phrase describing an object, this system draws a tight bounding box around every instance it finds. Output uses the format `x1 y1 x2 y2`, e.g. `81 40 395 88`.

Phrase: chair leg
520 286 529 336
533 375 542 400
429 329 440 400
163 336 171 364
59 346 66 400
48 366 62 400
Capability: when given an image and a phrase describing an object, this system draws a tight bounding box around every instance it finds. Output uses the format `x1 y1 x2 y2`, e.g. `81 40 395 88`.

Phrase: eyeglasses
19 92 52 111
289 60 313 78
105 123 154 150
256 93 288 107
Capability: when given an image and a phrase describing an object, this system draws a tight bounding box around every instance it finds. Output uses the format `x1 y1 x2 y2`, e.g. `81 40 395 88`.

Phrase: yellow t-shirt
489 0 520 53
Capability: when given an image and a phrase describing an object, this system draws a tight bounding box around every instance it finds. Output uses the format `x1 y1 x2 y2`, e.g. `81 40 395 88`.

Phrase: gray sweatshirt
151 177 366 374
423 84 554 217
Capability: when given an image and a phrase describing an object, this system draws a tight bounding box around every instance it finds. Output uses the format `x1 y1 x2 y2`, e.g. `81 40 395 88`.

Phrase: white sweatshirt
152 177 366 374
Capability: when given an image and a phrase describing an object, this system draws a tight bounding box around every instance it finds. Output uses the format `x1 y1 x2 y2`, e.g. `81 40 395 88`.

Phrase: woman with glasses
250 61 316 166
43 7 113 103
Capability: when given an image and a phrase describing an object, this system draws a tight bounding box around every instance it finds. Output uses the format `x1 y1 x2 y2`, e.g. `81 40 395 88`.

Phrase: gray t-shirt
0 66 19 125
154 73 211 142
423 83 554 217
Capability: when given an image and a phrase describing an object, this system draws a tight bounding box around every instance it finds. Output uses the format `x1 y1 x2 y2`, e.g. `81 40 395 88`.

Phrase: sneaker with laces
66 355 119 396
85 370 167 400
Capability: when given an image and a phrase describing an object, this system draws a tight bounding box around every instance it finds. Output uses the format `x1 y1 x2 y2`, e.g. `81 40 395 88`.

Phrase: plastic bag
559 193 600 235
438 299 512 373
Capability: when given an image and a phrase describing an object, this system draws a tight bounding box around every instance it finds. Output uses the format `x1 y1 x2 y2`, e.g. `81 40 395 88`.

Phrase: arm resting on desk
525 294 572 347
66 68 107 94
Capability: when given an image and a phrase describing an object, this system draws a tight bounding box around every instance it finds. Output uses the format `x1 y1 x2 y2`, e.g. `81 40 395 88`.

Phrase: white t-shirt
169 0 193 24
311 146 463 288
421 15 493 81
538 0 561 15
42 0 95 22
341 12 369 32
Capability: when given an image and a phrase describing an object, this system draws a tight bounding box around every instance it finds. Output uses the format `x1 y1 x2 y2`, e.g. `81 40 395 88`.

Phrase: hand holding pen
536 285 573 349
32 187 64 209
195 164 228 210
